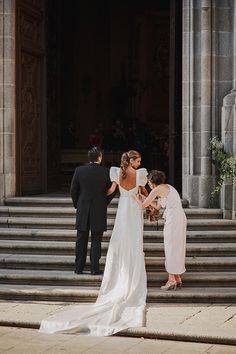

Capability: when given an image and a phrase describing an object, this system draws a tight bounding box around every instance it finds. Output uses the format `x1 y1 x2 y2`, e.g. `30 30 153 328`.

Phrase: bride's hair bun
120 150 141 178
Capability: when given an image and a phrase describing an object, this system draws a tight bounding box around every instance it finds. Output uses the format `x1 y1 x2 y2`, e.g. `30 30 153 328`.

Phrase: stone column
0 0 16 204
221 0 236 219
182 0 233 207
221 91 236 219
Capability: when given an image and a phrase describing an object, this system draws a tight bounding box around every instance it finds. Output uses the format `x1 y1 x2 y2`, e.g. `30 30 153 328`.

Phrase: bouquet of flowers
145 205 161 222
137 193 161 222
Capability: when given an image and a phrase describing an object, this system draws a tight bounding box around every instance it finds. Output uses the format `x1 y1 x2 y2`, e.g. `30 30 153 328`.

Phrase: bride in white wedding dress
39 150 148 336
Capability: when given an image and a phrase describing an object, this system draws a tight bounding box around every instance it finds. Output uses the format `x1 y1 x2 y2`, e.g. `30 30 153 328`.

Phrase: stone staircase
0 196 236 303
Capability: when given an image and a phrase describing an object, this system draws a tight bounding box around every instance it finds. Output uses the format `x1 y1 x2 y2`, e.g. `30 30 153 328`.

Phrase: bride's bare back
119 166 136 191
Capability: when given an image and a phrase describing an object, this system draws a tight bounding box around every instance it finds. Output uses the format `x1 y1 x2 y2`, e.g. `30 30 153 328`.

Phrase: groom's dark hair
88 146 102 162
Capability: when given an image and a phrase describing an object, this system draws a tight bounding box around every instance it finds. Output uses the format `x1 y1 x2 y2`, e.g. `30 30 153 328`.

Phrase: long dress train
39 167 148 336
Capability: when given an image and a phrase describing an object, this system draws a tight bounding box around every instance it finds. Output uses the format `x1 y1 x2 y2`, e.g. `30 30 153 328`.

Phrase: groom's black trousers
75 230 103 272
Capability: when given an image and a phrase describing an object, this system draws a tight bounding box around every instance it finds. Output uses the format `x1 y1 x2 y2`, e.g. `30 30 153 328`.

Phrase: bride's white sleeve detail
110 167 119 183
138 168 148 186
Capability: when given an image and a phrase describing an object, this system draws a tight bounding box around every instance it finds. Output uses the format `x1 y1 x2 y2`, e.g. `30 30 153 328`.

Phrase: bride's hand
132 194 143 208
138 193 146 202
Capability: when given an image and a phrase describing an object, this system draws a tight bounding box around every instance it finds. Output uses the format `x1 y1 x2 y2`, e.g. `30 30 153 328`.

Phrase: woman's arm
106 182 117 196
150 201 162 211
139 188 159 208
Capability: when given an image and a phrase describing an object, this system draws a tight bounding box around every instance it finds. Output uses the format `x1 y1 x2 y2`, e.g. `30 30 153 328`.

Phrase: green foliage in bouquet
210 137 236 198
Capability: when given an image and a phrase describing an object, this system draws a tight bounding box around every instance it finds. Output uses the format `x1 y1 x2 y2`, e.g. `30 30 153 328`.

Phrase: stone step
5 197 119 208
0 254 235 272
0 205 223 219
0 216 235 230
5 196 190 209
0 269 235 287
0 240 235 257
0 228 235 243
0 284 235 303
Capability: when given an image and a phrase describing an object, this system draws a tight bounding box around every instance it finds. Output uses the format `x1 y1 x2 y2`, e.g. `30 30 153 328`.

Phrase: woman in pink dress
135 170 186 290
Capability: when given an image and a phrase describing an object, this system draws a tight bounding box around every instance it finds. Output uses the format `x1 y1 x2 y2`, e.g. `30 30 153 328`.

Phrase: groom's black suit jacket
70 163 115 232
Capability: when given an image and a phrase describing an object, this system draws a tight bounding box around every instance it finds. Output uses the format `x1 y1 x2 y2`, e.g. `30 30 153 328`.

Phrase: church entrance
16 0 182 195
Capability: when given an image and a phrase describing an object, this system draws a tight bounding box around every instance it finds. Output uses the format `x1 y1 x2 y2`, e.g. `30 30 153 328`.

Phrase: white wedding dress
39 167 148 336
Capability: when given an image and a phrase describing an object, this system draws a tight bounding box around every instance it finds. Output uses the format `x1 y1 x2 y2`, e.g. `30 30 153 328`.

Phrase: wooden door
16 0 46 195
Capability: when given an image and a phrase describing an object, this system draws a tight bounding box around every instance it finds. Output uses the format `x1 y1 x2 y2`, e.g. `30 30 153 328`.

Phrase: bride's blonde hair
120 150 141 178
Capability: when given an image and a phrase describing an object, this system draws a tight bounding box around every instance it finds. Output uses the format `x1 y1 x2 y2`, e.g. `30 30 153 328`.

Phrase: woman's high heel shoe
176 281 182 289
161 281 177 291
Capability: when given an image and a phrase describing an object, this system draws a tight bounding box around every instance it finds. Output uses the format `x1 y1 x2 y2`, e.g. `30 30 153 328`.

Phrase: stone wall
0 0 16 204
221 1 236 219
182 0 234 207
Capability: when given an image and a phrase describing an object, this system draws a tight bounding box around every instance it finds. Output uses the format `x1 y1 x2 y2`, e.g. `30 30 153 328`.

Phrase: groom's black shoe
74 270 83 274
91 270 103 275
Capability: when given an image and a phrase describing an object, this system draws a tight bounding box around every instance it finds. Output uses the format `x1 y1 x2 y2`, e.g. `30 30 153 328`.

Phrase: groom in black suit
70 147 114 275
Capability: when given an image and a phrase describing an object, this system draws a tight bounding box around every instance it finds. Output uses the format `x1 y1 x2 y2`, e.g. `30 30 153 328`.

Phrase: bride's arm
106 182 117 196
140 186 148 197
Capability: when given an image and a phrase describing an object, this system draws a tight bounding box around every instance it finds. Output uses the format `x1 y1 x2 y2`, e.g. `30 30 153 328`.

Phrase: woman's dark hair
120 150 141 178
88 146 102 162
147 170 166 185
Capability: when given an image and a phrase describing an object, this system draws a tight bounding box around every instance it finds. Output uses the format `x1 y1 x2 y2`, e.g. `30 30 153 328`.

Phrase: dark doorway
16 0 182 195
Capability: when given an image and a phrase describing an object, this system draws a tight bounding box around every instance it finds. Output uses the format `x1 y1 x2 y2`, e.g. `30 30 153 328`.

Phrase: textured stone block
199 175 215 207
201 83 212 105
0 174 4 201
3 37 15 60
3 84 15 109
213 8 233 32
182 157 189 174
200 132 212 155
193 157 201 175
213 32 233 57
193 57 201 82
182 132 190 158
193 8 201 32
214 0 232 8
3 107 15 132
201 57 212 82
193 131 201 153
216 81 233 107
0 59 3 83
3 14 15 36
182 107 190 133
217 57 233 81
3 0 15 15
189 175 199 206
201 6 211 31
0 84 3 108
3 59 14 85
4 172 15 197
192 109 201 132
223 183 233 210
182 32 190 56
182 81 191 107
193 82 202 106
193 106 211 131
0 108 3 131
3 155 15 174
4 132 15 157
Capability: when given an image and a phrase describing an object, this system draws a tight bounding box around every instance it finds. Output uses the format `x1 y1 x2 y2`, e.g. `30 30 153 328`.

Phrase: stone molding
0 0 16 204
